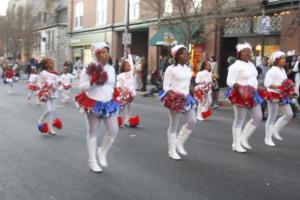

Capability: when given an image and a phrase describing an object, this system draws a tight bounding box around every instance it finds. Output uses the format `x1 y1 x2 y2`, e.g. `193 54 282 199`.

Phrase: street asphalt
0 80 300 200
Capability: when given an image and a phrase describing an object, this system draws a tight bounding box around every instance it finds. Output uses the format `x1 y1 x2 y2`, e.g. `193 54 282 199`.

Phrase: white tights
233 104 262 129
168 109 197 134
266 101 293 134
62 89 70 101
197 93 212 116
39 99 56 125
120 102 133 123
85 114 119 141
27 91 35 101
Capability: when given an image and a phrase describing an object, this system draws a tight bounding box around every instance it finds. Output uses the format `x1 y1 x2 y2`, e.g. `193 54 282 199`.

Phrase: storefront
69 31 111 67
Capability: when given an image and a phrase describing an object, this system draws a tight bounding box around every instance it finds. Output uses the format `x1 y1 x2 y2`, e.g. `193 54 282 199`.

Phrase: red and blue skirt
224 86 264 109
75 92 120 118
265 92 292 106
159 90 197 113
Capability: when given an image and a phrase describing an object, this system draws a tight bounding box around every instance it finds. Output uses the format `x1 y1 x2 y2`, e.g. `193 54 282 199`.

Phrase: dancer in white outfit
27 67 39 103
159 44 197 160
75 43 121 173
195 61 213 121
116 48 139 127
60 67 75 102
37 58 63 135
264 51 294 146
225 42 263 153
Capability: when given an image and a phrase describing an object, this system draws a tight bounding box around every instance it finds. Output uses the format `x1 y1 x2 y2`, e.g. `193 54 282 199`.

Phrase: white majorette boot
87 137 102 173
232 128 247 153
97 133 115 167
241 119 256 149
176 124 192 156
167 133 181 160
265 124 276 146
272 127 283 141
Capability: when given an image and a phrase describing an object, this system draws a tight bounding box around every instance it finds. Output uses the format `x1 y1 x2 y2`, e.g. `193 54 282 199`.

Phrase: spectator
63 59 74 74
256 56 269 120
292 55 300 108
210 56 220 108
141 57 148 92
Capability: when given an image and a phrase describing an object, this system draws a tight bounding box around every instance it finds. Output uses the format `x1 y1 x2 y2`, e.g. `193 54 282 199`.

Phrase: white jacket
195 70 213 84
60 73 74 87
28 74 39 84
116 54 136 96
38 70 59 98
264 66 287 93
163 64 192 96
226 60 258 89
79 62 115 102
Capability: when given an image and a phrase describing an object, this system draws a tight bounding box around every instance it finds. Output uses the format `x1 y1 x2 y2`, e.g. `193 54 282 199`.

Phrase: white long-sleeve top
195 70 213 84
38 70 59 98
264 66 287 93
28 74 39 84
79 62 116 102
163 64 192 96
226 60 258 89
60 73 74 86
116 54 136 96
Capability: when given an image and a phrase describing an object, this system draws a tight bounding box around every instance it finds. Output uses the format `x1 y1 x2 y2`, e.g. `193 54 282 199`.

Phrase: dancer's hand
90 73 98 85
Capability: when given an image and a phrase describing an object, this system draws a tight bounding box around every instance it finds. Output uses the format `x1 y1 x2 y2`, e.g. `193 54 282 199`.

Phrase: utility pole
261 0 268 57
124 0 130 58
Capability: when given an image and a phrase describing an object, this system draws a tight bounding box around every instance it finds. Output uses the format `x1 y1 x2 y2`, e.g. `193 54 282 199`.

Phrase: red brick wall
280 10 300 55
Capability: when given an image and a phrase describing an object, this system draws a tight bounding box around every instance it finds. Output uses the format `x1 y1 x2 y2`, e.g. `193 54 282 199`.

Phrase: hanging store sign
258 16 271 35
163 32 174 46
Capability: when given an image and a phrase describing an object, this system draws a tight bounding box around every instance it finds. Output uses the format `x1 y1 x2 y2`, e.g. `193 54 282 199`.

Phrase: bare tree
0 5 37 58
143 0 263 46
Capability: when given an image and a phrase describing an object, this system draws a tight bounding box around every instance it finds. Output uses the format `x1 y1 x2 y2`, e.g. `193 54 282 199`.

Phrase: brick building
67 0 299 86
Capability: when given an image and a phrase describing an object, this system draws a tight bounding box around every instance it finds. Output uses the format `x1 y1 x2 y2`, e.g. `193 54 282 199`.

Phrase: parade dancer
4 64 14 94
264 51 294 146
159 44 197 160
60 66 75 102
37 58 63 135
75 43 120 173
225 42 263 153
27 67 39 103
116 49 139 127
195 61 213 121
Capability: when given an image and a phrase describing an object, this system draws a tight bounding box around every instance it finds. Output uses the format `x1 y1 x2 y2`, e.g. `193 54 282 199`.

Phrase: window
96 0 107 25
129 0 139 20
164 0 172 15
44 12 47 23
192 0 202 11
74 2 83 29
38 12 42 22
52 30 55 50
47 31 50 50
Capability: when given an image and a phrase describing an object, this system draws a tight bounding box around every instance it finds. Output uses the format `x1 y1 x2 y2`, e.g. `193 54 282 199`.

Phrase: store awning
148 25 200 46
69 32 105 47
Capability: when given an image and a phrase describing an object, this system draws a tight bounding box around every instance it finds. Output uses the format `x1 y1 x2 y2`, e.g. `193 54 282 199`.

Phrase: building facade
7 0 68 68
67 0 299 83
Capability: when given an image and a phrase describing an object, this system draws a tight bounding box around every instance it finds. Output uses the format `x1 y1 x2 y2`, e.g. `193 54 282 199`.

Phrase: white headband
236 42 252 52
171 44 187 58
270 51 285 63
91 42 109 55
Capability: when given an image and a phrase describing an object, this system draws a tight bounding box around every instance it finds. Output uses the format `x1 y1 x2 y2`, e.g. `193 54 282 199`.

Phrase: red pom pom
52 118 63 129
38 123 49 133
202 108 212 119
129 116 139 127
117 116 123 127
113 88 121 98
